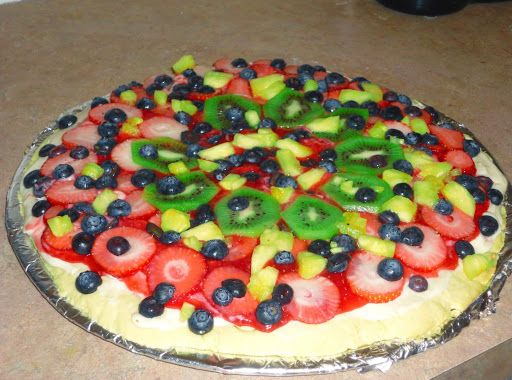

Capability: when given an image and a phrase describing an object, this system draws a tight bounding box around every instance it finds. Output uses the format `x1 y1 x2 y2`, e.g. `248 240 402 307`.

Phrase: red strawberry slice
213 58 245 74
394 224 447 271
146 245 207 297
117 218 148 230
124 190 157 219
91 226 156 277
429 124 464 150
362 213 381 238
283 65 299 75
110 86 147 105
88 103 143 125
62 121 100 150
421 206 476 239
279 273 340 324
123 270 151 296
139 116 187 140
442 150 476 175
346 251 404 303
111 139 144 172
41 217 83 251
43 205 65 222
202 266 258 315
223 235 259 262
313 71 328 81
40 150 99 177
290 238 310 258
250 63 284 77
224 77 252 98
45 180 98 205
116 172 138 194
251 59 272 65
383 120 413 136
148 212 162 227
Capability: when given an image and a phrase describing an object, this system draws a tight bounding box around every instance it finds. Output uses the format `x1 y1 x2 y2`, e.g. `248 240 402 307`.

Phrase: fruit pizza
18 55 508 369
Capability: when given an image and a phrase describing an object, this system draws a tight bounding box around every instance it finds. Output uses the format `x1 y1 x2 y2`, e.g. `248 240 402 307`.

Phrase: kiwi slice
281 195 344 240
314 107 369 142
204 94 261 130
143 171 219 212
334 136 404 175
214 187 280 237
132 137 197 174
262 88 324 128
321 173 393 213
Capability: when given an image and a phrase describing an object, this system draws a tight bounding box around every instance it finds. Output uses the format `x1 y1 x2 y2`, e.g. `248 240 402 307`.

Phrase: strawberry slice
442 150 476 175
146 245 207 297
45 180 98 205
110 139 144 172
117 219 148 230
346 251 404 303
124 190 156 219
361 213 381 238
88 103 142 125
213 58 245 74
394 224 447 271
429 124 464 150
421 206 476 239
290 238 310 258
202 266 258 315
116 172 138 195
91 226 156 277
251 59 272 65
223 235 259 262
40 150 99 177
383 120 413 136
187 89 221 102
313 71 328 81
138 116 187 140
224 77 252 98
249 63 284 77
283 65 299 75
43 205 65 222
279 273 340 324
110 86 147 105
41 217 83 251
62 121 100 150
123 270 151 296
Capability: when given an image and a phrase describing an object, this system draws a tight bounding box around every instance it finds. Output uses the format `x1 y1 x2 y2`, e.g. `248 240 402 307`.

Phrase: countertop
1 0 511 379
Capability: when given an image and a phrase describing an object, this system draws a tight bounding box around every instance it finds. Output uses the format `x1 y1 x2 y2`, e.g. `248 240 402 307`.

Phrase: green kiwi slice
143 171 219 212
204 94 261 130
214 187 280 237
334 136 404 175
314 107 369 142
281 195 344 240
132 137 197 174
321 173 393 213
262 88 325 128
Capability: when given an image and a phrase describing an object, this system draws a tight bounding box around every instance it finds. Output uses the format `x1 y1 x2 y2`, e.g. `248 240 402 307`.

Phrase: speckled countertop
1 1 512 379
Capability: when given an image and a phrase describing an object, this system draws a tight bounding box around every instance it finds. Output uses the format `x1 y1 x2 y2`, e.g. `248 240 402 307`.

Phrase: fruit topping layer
23 55 505 336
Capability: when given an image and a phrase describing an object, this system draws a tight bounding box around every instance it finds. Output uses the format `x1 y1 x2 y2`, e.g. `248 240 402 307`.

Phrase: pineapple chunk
297 251 327 279
247 267 279 302
181 221 224 241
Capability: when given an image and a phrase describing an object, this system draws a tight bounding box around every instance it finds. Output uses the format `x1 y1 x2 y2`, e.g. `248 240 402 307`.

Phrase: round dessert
14 55 509 374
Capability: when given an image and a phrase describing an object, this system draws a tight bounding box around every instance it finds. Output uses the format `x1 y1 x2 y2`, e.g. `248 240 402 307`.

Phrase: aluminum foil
5 97 512 376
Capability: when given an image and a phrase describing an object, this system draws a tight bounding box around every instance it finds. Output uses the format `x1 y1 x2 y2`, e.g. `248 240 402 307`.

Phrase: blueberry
107 236 131 256
478 215 499 236
378 223 402 242
351 77 371 89
313 65 326 72
139 296 164 318
325 72 345 85
414 145 433 156
242 149 263 164
326 253 351 273
404 132 421 145
104 108 127 124
368 155 388 169
383 91 398 102
463 139 481 157
270 58 286 69
439 122 456 130
274 250 295 265
361 100 381 116
152 282 175 305
272 284 294 306
73 202 95 214
282 132 298 141
192 100 204 111
57 208 80 222
435 199 453 215
154 74 173 87
331 234 356 252
393 183 413 199
454 240 475 259
214 159 234 172
378 210 400 225
316 80 328 93
113 84 131 96
75 271 102 294
284 77 302 90
91 97 108 108
107 199 131 217
180 130 200 145
146 222 164 238
241 171 260 181
39 144 56 157
167 92 187 101
258 117 277 129
470 187 486 204
188 75 204 90
95 174 118 189
210 169 225 181
231 58 248 68
256 300 282 325
58 114 77 129
392 159 413 175
193 121 213 135
146 82 164 95
188 309 213 335
201 239 228 260
174 111 192 125
455 174 478 191
274 174 298 189
53 164 74 179
298 64 315 76
69 145 90 159
221 279 246 298
400 226 424 246
226 154 244 167
377 258 404 281
48 145 68 158
227 196 250 212
385 129 406 140
409 275 428 292
318 159 337 173
81 214 108 235
94 137 117 155
304 90 323 103
421 133 439 145
300 158 318 168
72 232 95 255
157 176 186 195
424 106 440 124
323 98 342 112
355 187 376 203
297 73 314 85
346 114 366 130
380 106 403 121
100 160 120 177
24 170 41 189
239 68 257 81
397 94 412 105
160 230 181 245
404 105 422 117
196 204 215 224
477 175 494 190
33 176 53 197
487 188 503 205
320 148 337 161
97 121 119 138
231 120 249 133
31 199 50 217
307 239 331 257
260 159 280 173
138 144 158 159
293 129 310 140
131 169 157 188
185 143 204 157
135 96 158 110
181 69 196 78
198 85 215 94
212 287 233 306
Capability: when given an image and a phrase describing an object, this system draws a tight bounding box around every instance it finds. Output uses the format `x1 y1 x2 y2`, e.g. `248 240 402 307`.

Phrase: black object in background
376 0 509 16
